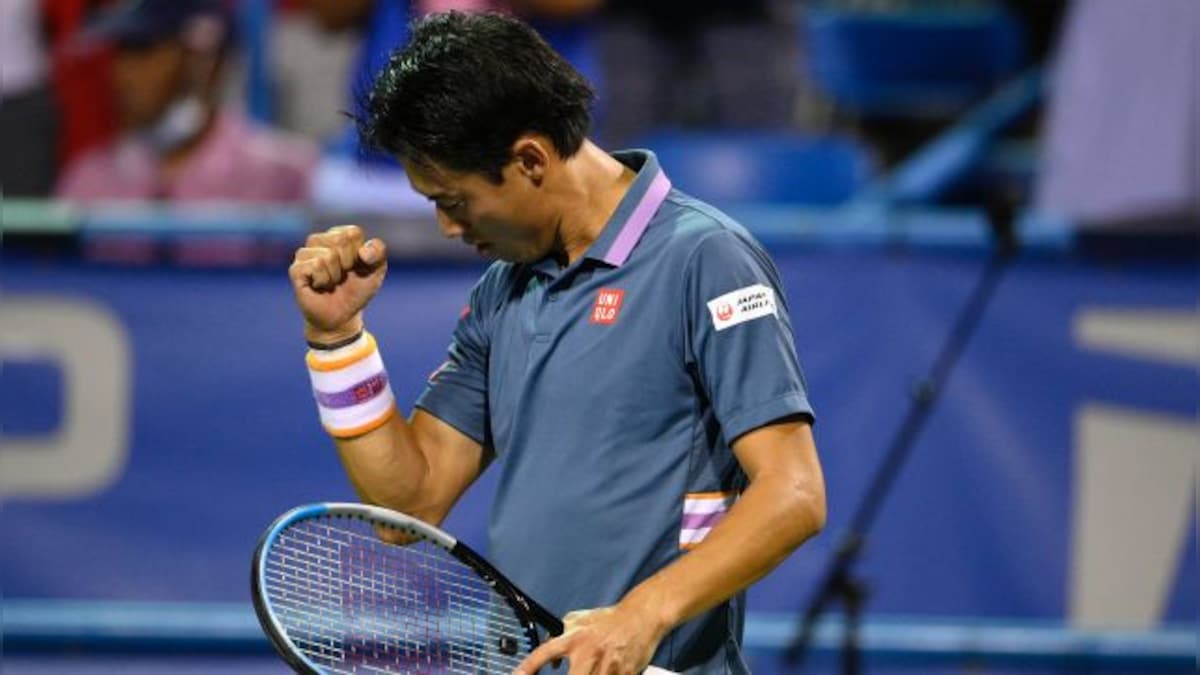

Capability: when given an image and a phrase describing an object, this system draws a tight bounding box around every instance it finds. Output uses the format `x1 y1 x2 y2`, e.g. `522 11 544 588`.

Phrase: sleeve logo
706 283 777 331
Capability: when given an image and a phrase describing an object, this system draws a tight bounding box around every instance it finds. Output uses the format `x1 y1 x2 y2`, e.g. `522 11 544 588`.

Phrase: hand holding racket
252 503 678 674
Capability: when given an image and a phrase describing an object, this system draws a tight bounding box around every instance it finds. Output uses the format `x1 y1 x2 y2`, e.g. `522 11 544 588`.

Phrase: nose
435 209 467 240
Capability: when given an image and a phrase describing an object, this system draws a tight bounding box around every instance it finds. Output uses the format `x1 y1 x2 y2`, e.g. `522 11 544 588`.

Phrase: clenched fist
289 225 388 344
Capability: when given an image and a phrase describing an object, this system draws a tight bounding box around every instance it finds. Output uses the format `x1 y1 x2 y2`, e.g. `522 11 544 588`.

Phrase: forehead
401 158 492 198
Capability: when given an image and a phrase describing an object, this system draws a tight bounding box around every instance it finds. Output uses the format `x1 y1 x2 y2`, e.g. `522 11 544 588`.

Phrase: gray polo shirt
416 150 813 673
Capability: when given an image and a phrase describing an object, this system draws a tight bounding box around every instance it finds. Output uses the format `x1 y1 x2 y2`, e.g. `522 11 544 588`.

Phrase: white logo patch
706 284 777 331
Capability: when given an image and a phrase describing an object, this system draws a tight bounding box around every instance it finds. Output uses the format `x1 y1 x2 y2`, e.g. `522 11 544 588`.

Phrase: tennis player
289 12 826 674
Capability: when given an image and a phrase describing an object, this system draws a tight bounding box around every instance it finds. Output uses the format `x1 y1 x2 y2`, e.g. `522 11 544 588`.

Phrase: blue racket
252 503 676 674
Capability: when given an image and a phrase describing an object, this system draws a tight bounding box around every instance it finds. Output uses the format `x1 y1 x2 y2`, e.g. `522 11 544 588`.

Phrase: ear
511 136 551 186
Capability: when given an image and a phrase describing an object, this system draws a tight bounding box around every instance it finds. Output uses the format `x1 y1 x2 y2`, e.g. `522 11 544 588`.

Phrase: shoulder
209 110 316 178
655 189 772 270
217 113 318 202
56 140 145 200
240 121 319 176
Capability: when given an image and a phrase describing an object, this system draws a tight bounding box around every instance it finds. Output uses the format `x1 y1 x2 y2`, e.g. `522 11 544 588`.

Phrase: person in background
1 0 59 196
57 0 316 203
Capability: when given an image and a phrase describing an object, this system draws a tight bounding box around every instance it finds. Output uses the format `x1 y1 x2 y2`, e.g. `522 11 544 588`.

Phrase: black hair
358 11 595 183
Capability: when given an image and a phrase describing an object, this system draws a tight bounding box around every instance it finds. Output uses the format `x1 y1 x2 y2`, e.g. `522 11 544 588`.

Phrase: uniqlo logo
590 288 625 325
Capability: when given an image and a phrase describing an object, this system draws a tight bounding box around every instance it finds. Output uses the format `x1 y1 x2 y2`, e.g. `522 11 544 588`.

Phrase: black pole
784 205 1017 672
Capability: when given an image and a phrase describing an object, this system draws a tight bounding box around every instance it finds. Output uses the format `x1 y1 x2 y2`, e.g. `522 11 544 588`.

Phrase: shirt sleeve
684 229 814 444
413 279 492 446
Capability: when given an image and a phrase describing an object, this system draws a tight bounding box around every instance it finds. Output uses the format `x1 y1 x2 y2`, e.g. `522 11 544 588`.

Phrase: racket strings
263 516 531 674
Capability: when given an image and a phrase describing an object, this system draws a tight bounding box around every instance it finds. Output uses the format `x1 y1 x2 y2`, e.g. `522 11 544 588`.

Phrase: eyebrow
420 190 460 203
405 178 451 201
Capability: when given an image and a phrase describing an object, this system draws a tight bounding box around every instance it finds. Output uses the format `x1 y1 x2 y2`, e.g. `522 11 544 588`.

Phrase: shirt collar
587 149 671 266
530 149 671 278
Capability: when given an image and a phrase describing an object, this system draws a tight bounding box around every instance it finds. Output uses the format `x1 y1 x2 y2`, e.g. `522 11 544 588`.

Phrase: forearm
621 471 826 631
291 228 472 522
332 406 488 528
333 412 434 518
305 320 432 516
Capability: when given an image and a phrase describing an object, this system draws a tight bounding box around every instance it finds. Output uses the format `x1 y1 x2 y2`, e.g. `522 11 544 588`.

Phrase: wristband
306 331 396 438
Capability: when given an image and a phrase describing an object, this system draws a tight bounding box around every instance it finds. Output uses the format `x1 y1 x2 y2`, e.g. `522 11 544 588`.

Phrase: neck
551 141 636 267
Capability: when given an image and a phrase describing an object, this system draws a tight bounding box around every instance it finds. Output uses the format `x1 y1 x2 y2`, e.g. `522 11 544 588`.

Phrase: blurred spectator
57 0 316 203
594 0 803 145
1 0 59 196
1036 0 1198 230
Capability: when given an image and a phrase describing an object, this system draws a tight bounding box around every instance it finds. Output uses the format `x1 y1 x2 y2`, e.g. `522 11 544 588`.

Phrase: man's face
112 39 188 130
403 158 557 264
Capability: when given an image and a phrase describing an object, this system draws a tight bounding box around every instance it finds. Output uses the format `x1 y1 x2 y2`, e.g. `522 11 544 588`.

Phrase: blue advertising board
2 250 1194 635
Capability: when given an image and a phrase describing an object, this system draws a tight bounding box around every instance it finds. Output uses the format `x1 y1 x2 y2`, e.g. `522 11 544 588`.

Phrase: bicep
732 418 823 490
408 408 491 525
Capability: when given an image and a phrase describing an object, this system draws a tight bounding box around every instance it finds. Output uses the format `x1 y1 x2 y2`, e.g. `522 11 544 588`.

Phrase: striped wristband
306 331 396 438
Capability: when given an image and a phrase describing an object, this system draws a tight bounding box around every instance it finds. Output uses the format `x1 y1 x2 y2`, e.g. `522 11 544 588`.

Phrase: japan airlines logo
590 288 625 325
707 284 777 331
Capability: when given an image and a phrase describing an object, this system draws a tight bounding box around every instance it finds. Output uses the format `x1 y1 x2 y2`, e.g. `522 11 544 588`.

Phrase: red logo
716 302 734 322
590 288 625 325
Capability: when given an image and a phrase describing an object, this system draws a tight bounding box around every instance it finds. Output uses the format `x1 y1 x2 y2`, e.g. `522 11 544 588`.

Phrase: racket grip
644 668 678 674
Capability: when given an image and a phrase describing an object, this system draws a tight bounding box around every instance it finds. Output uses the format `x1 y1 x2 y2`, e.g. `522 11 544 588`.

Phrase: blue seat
806 6 1026 118
638 131 874 206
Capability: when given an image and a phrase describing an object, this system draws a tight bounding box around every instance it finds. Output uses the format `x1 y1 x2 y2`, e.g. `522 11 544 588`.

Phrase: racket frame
251 502 564 674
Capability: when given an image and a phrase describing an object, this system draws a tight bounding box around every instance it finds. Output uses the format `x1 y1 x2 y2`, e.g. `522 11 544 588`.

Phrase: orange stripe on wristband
685 490 737 499
306 333 378 372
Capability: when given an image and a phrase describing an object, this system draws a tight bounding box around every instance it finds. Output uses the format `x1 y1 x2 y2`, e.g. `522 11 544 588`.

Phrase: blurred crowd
1 0 1194 231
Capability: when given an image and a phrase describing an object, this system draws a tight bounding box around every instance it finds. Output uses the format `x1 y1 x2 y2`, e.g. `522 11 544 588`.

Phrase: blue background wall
2 250 1195 669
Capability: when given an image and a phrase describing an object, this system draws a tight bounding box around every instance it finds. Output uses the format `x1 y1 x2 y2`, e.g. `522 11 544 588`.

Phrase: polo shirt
415 149 813 673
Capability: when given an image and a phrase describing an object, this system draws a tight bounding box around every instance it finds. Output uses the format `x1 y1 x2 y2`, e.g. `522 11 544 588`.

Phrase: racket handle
644 668 678 674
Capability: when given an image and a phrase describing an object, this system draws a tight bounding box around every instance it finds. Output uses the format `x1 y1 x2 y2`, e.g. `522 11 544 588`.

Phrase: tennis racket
252 502 677 674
